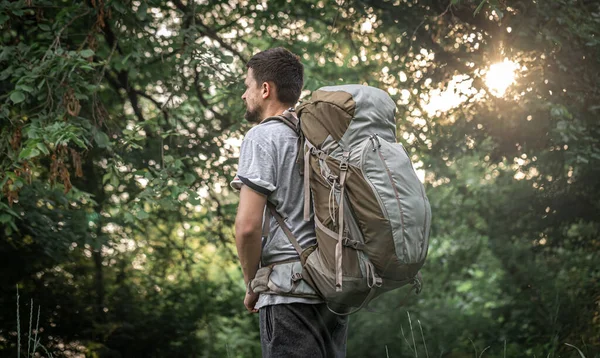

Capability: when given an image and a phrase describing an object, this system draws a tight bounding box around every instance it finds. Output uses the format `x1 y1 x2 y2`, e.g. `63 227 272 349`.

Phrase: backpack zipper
373 136 407 249
360 137 390 224
398 142 430 259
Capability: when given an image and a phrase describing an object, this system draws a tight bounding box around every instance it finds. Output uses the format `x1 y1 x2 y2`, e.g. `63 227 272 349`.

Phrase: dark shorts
259 303 348 358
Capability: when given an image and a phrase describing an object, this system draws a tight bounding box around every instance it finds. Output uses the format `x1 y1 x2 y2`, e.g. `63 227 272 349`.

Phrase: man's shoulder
245 120 296 144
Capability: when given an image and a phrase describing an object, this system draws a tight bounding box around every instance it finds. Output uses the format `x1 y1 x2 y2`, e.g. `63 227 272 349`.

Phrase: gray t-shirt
231 119 322 309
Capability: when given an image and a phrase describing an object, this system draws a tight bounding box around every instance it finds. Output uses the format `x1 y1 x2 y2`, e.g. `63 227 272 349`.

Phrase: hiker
231 47 349 357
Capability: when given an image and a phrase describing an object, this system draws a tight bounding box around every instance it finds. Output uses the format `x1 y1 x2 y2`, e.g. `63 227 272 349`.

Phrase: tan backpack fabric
254 85 431 314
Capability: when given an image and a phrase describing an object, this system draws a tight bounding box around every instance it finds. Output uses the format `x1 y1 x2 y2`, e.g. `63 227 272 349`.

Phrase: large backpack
262 84 431 314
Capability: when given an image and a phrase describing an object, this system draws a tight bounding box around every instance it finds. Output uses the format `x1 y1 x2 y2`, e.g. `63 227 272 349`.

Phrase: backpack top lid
298 85 397 150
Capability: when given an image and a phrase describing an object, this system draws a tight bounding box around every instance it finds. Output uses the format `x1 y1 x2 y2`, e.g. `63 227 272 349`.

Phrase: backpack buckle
339 152 350 171
412 273 423 294
291 272 303 282
342 238 364 250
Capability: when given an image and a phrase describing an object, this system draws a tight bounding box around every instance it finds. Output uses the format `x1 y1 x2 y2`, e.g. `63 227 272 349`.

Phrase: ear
261 82 272 99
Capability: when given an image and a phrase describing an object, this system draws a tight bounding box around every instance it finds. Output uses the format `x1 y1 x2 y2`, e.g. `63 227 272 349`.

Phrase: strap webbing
303 142 311 222
327 285 378 316
335 169 348 292
314 213 338 240
328 272 423 316
262 207 271 239
365 272 423 314
262 109 304 175
267 203 305 264
261 110 300 134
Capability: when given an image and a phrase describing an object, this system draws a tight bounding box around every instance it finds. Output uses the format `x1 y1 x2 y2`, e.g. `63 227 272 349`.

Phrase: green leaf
17 84 35 93
94 130 110 148
38 24 51 31
184 173 196 185
0 175 9 189
102 173 111 185
80 49 95 58
474 0 486 15
188 192 201 205
18 148 40 160
136 210 149 220
137 2 148 20
123 212 135 223
36 142 50 155
0 214 12 224
10 91 25 104
163 155 174 164
112 1 128 14
110 174 119 187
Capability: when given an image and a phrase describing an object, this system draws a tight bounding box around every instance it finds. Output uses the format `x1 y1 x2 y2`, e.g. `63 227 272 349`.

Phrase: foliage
0 0 599 356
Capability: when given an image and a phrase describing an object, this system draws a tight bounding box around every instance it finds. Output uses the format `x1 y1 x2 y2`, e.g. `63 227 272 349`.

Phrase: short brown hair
246 47 304 106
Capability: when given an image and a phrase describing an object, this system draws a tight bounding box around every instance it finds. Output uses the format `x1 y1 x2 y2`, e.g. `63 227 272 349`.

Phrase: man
231 47 348 357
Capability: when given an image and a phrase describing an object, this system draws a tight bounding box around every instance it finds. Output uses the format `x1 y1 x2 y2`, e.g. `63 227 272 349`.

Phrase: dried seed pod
95 4 106 29
71 149 83 178
94 101 109 127
64 88 81 117
22 161 32 185
10 126 22 151
4 179 18 207
88 33 98 52
59 164 72 194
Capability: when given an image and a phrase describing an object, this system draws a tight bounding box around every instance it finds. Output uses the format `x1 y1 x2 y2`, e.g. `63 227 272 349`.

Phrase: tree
1 0 598 356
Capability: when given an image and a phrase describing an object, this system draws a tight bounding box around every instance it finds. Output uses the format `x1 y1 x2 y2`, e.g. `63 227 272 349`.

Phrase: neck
260 102 291 121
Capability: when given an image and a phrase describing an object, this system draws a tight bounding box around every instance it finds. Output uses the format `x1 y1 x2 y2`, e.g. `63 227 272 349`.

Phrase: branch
148 216 195 279
193 70 230 123
171 0 247 63
41 7 91 63
207 188 237 261
134 90 169 123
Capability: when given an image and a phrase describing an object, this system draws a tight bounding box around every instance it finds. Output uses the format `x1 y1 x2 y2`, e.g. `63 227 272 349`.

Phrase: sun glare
485 59 518 97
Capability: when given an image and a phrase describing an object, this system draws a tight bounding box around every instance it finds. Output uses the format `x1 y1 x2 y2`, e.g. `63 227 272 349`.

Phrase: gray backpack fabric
256 85 431 314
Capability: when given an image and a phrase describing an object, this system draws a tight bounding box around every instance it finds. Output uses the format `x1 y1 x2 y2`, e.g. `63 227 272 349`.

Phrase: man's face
242 68 263 123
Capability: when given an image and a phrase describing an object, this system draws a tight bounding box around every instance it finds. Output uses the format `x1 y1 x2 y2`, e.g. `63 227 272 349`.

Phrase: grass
15 285 53 358
12 290 595 357
395 311 591 358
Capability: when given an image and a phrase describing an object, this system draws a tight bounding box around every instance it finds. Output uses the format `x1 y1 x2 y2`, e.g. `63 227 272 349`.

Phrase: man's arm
234 185 267 287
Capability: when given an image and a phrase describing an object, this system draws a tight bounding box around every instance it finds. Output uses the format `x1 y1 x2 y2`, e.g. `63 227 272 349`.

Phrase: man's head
242 47 304 123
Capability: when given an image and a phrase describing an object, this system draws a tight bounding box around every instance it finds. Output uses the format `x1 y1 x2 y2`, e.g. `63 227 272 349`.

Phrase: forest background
1 0 599 357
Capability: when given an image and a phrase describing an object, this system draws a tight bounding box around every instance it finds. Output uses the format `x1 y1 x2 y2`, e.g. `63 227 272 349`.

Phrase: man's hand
244 291 259 313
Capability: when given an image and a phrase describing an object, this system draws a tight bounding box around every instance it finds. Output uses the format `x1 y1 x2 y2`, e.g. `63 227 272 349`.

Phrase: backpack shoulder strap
261 108 300 134
266 202 306 265
261 108 306 176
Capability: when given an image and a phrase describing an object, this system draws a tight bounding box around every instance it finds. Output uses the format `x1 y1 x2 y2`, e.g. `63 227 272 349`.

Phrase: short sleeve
230 137 276 196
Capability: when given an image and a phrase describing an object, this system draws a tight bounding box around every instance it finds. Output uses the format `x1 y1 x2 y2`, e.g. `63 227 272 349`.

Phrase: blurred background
0 0 598 356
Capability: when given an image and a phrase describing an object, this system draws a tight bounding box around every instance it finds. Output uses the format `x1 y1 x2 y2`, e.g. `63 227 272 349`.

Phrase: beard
244 106 262 123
